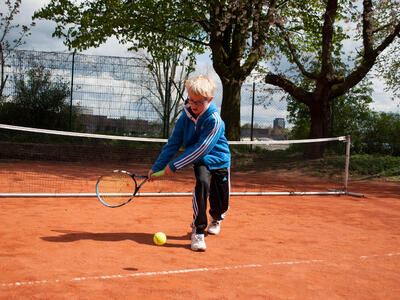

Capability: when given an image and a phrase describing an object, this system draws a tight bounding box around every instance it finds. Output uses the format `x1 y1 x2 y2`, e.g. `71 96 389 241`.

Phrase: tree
137 47 195 137
0 65 74 129
360 111 400 156
287 77 374 151
263 0 400 158
0 0 35 100
33 0 280 140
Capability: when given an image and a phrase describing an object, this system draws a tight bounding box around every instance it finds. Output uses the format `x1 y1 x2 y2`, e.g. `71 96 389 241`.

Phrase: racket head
96 170 138 208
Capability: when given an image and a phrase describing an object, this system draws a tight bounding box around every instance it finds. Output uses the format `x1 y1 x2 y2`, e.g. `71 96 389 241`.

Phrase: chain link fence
2 49 289 139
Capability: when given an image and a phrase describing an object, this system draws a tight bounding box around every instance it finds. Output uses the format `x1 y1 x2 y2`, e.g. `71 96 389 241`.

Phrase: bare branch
332 13 400 98
277 24 319 80
265 73 313 106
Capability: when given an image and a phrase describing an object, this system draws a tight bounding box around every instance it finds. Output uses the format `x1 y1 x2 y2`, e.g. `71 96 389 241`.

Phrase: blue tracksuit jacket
152 101 231 172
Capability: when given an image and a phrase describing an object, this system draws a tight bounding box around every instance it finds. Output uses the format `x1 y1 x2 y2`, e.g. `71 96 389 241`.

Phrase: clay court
0 161 399 299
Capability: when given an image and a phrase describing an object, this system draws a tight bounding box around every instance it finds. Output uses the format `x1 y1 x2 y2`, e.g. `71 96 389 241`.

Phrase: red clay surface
0 161 399 299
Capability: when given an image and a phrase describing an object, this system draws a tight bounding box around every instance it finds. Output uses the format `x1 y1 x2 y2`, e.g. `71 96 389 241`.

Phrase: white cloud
8 0 131 56
370 75 399 113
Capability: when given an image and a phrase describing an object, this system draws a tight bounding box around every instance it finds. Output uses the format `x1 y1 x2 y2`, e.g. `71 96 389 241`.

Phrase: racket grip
151 170 165 177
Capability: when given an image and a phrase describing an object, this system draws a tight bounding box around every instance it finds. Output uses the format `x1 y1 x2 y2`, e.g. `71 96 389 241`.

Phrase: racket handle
151 170 165 177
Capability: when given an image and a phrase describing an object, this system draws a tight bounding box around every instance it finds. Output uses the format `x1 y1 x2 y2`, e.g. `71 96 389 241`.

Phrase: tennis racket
96 169 165 208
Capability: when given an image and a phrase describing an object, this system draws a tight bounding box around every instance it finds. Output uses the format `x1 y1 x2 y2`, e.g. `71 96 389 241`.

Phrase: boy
148 75 231 251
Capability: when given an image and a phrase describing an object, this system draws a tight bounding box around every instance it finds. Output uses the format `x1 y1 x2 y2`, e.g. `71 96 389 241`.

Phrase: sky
3 0 399 126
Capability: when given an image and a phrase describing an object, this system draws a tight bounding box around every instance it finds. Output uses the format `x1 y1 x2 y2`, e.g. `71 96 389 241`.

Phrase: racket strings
97 172 137 206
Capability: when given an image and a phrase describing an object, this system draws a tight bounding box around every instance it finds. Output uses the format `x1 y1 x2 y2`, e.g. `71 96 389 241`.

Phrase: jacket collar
184 100 217 123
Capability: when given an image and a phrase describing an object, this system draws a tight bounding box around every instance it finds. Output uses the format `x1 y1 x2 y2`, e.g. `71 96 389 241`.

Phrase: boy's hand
163 165 174 176
147 169 157 181
147 165 174 181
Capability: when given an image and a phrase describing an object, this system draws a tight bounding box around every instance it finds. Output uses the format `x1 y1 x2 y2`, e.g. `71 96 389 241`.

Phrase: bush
349 154 400 177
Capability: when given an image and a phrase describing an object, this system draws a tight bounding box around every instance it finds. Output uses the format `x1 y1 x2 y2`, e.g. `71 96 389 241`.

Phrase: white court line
1 264 262 287
2 252 400 288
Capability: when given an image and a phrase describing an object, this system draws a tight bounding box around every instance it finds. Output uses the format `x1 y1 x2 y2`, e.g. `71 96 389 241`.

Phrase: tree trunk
304 98 331 159
220 79 242 140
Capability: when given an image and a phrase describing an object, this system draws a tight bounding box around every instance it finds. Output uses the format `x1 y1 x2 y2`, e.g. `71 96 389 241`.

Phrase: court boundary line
2 252 399 288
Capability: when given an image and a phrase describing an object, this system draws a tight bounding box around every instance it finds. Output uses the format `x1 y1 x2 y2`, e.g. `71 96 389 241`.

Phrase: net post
344 135 351 193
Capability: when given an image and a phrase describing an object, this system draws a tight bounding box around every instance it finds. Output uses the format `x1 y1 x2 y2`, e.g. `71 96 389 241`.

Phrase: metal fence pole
163 61 169 138
69 51 76 130
250 82 255 151
166 73 171 137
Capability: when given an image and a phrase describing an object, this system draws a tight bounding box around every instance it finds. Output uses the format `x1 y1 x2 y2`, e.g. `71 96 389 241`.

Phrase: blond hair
185 75 216 98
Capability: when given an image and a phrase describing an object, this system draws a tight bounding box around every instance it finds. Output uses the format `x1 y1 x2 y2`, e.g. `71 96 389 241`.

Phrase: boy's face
187 91 213 115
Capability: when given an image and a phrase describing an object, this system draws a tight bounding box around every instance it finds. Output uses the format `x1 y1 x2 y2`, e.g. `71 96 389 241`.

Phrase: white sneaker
207 217 222 235
191 233 206 251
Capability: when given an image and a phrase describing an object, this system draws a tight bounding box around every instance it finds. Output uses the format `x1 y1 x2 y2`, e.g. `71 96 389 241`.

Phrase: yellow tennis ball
153 232 167 245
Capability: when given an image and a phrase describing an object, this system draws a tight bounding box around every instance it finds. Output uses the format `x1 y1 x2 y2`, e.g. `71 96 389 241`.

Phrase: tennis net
0 124 354 197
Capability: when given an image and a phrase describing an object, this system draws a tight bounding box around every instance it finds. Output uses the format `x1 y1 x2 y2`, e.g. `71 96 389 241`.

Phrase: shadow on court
41 230 192 249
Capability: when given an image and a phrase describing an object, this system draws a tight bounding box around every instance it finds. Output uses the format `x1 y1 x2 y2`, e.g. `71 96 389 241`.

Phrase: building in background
273 118 285 129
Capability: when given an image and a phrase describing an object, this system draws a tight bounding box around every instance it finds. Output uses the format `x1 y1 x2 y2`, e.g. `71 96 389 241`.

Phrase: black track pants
191 163 230 234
